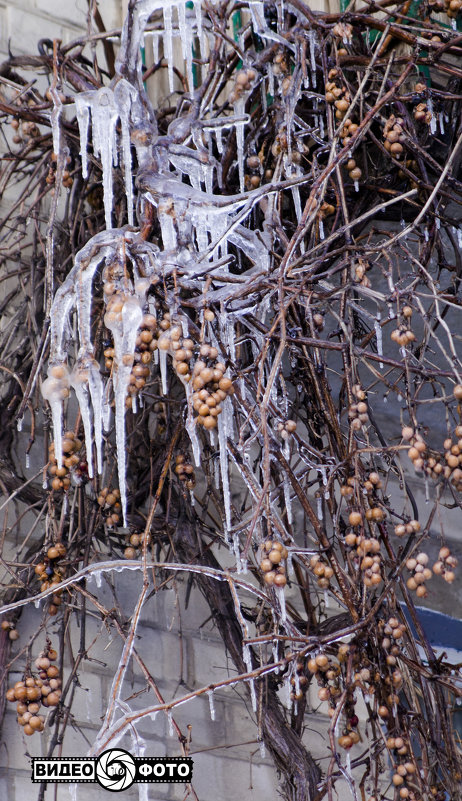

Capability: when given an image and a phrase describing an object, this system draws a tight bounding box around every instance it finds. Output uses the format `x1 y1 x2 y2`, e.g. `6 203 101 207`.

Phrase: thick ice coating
44 0 290 535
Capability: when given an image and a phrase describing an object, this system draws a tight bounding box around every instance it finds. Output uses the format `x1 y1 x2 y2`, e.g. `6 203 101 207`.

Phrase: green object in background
233 10 244 69
338 0 433 80
187 0 199 89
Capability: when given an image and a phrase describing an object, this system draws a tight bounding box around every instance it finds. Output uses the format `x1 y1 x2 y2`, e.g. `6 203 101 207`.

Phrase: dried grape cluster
174 454 196 490
277 419 297 439
123 530 151 559
34 542 67 614
403 422 462 492
391 306 416 347
5 643 61 735
348 384 369 431
45 152 73 189
48 431 85 491
97 487 122 527
229 67 257 105
309 553 334 590
383 115 406 160
432 546 458 584
325 69 351 122
1 620 20 640
191 348 234 430
405 553 432 598
259 540 288 588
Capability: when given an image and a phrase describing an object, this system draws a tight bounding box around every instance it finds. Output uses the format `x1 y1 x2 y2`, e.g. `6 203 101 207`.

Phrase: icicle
41 370 69 470
294 670 300 697
428 98 437 134
243 643 252 673
138 785 149 801
94 571 102 588
179 3 194 91
68 784 78 801
249 1 266 33
34 598 41 609
25 452 30 469
346 752 351 774
259 740 266 759
424 227 429 242
272 640 279 665
194 0 203 48
309 29 317 87
185 382 201 466
233 532 243 572
105 296 143 525
75 96 90 180
317 496 323 521
268 63 274 97
88 362 103 473
152 31 159 65
159 348 168 395
286 550 294 578
207 690 216 721
215 127 223 154
375 317 383 369
284 674 292 710
114 81 136 227
234 97 246 193
284 476 293 525
283 440 293 524
458 227 462 249
178 2 188 60
167 709 174 736
276 586 287 625
91 88 119 229
291 185 302 223
163 5 175 94
72 372 94 479
102 388 112 432
324 589 329 609
218 412 231 532
49 88 63 159
354 180 359 192
319 219 324 239
439 113 444 135
17 418 23 432
249 678 257 712
451 16 457 28
436 216 440 229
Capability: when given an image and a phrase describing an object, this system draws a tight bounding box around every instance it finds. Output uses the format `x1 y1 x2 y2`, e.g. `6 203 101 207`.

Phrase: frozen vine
1 0 462 799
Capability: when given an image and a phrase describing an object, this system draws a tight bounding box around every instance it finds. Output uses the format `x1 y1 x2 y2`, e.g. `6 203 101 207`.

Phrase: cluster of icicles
41 0 285 528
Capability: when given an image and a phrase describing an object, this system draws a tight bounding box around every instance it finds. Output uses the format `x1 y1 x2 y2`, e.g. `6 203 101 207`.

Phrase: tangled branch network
1 0 462 799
